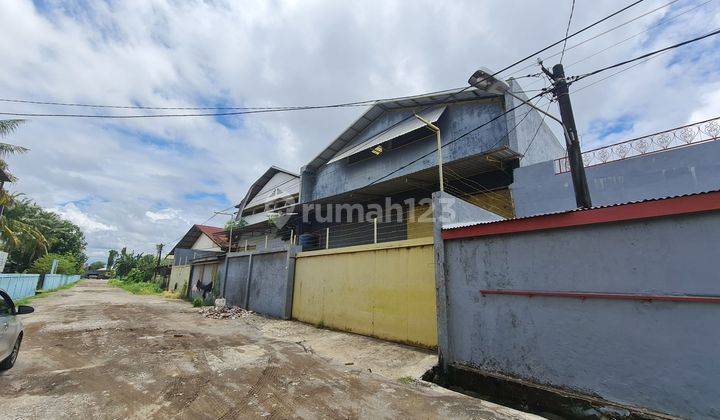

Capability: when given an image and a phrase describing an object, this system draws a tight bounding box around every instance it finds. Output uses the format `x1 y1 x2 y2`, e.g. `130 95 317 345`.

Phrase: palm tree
0 120 29 181
0 120 46 267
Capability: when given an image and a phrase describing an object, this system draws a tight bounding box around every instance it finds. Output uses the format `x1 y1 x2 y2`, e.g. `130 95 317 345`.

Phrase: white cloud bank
49 203 116 233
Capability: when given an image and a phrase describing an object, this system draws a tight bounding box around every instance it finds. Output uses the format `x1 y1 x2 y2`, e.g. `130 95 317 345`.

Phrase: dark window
0 291 13 316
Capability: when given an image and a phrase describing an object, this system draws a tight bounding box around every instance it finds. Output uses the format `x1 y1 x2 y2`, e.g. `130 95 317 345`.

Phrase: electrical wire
0 0 645 120
365 92 545 189
519 100 554 161
565 0 715 69
571 27 720 82
560 0 577 64
506 0 679 79
0 85 485 111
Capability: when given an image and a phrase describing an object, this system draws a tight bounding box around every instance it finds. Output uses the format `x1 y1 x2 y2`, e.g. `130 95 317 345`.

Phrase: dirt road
0 280 536 419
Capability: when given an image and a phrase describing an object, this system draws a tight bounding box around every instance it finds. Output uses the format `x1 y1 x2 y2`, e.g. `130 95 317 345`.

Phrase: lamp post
155 243 164 287
216 209 239 299
414 114 444 192
468 67 592 208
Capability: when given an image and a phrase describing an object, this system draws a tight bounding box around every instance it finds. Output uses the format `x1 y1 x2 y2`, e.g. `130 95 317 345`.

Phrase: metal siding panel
291 240 437 348
326 106 447 164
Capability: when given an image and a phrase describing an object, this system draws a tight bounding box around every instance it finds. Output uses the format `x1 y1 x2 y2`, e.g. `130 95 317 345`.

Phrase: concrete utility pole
155 243 164 286
551 64 592 208
469 66 593 209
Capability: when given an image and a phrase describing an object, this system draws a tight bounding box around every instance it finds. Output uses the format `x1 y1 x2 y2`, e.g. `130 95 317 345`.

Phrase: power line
520 99 555 161
572 27 720 82
510 0 714 99
365 93 545 188
301 0 650 170
565 0 715 69
573 53 659 95
0 0 645 120
506 0 677 79
559 0 577 64
0 85 478 112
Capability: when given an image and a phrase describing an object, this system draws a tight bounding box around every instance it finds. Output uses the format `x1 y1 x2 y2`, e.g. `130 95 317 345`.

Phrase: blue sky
2 0 720 262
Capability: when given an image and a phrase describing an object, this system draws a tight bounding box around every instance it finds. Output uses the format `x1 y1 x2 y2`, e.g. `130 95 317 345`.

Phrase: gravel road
0 280 537 419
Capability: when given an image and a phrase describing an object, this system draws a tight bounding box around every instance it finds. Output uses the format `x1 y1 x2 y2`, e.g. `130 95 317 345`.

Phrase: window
0 291 12 316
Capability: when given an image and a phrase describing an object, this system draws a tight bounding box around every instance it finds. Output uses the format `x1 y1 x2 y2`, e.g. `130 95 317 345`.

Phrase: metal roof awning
327 106 447 164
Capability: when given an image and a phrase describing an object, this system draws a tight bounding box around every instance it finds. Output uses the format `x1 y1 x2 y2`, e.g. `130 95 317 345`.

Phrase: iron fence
554 117 720 173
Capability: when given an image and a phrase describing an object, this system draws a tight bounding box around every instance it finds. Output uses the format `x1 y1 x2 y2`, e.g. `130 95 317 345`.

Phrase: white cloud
146 208 185 223
48 203 116 233
0 0 718 261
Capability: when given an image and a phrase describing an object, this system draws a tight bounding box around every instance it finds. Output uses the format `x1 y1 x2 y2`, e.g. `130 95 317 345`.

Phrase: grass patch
15 282 80 306
108 278 162 295
397 376 416 385
161 290 182 299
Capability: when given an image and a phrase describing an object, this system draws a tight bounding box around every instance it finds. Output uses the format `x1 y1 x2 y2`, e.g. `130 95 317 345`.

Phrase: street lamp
414 114 444 192
468 67 567 137
468 67 592 208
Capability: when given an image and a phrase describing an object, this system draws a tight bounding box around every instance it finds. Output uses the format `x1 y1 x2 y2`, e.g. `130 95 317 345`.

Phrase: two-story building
296 80 565 249
232 166 300 251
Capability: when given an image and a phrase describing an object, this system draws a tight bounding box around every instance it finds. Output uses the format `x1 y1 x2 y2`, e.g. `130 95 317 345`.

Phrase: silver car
0 289 34 370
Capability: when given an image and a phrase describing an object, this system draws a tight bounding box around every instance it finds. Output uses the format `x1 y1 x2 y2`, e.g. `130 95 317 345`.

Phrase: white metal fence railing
554 117 720 174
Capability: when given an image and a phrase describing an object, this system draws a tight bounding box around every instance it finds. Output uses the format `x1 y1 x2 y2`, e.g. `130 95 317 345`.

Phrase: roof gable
235 166 299 211
169 224 227 255
304 87 499 170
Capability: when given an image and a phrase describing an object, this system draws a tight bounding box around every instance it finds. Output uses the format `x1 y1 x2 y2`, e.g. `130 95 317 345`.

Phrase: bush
192 297 204 307
108 278 162 295
123 268 150 283
29 253 82 275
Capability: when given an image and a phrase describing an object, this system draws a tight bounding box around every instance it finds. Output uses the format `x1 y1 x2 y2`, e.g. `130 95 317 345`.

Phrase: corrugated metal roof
443 190 720 230
234 166 299 211
327 106 446 164
169 224 228 255
305 87 499 170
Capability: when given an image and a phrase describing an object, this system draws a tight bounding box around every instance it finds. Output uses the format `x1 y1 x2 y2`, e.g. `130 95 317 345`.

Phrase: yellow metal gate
292 238 437 348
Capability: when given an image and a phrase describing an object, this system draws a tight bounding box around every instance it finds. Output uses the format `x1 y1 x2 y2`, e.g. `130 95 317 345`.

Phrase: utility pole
551 63 592 208
154 243 164 287
219 209 239 299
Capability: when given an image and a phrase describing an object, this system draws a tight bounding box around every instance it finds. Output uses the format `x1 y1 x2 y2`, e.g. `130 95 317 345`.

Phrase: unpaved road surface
0 280 536 419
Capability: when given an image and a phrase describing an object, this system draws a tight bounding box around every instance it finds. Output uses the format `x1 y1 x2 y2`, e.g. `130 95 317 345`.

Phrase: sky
0 0 719 262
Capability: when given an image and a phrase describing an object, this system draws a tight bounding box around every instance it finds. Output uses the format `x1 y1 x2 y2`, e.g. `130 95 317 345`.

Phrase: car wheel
0 335 21 370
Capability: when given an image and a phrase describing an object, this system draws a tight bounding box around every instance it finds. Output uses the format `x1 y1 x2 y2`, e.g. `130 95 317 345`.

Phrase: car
0 289 34 371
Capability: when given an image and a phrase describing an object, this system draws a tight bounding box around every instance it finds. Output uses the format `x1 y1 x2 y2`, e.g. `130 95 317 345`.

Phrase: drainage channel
422 365 678 420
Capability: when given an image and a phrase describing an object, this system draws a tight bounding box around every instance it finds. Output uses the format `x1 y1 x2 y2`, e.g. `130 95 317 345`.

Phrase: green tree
106 249 118 270
0 194 49 272
0 120 29 181
2 196 86 272
112 250 156 282
114 249 141 278
224 218 247 232
87 261 105 270
0 120 47 272
29 253 82 275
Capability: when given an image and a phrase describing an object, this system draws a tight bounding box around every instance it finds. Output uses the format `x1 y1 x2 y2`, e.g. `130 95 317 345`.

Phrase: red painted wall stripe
479 289 720 304
442 191 720 240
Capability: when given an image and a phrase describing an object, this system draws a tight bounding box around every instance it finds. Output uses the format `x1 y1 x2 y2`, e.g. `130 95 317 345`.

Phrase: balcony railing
554 117 720 174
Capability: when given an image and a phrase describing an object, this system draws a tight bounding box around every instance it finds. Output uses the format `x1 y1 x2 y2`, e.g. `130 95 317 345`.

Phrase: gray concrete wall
511 140 720 217
173 248 220 265
504 79 566 167
438 209 720 418
221 247 297 319
247 251 291 318
221 255 250 307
